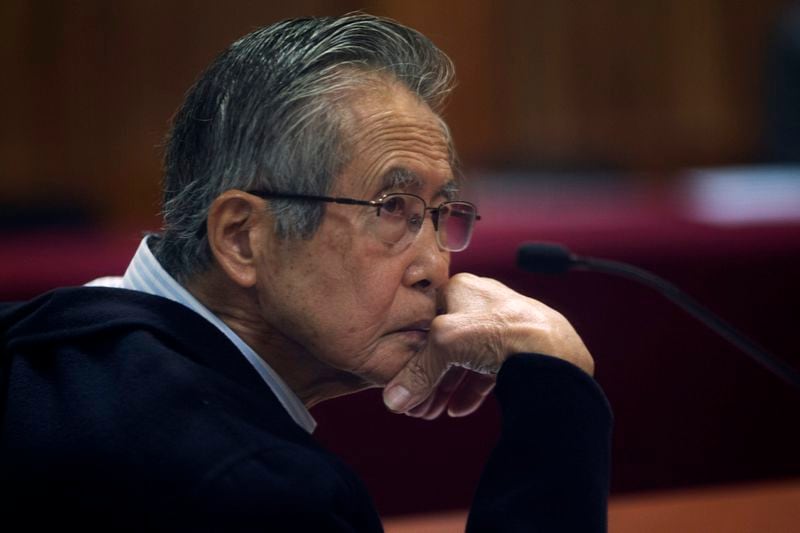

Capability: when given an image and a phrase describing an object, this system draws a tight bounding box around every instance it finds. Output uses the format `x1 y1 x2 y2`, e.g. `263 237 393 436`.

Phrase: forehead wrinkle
340 87 455 197
366 115 450 151
351 125 453 196
363 123 452 172
352 105 452 158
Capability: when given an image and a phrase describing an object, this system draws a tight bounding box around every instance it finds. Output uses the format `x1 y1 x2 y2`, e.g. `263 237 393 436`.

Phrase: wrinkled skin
193 79 593 417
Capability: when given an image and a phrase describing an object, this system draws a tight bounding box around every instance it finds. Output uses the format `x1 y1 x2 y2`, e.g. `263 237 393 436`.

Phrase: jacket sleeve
467 354 613 533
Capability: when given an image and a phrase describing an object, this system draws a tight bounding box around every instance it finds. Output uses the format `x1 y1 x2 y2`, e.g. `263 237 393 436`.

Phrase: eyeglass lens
438 202 474 252
375 194 476 252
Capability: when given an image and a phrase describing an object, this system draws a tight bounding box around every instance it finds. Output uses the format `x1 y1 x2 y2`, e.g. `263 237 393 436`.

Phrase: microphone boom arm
518 243 800 389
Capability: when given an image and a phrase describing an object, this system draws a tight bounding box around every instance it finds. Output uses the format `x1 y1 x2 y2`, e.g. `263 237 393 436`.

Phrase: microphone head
516 242 577 274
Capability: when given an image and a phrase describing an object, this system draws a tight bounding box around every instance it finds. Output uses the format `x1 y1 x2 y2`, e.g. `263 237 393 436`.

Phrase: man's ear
205 190 271 288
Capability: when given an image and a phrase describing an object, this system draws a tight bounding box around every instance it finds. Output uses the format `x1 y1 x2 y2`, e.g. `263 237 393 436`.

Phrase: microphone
517 242 577 274
516 242 800 389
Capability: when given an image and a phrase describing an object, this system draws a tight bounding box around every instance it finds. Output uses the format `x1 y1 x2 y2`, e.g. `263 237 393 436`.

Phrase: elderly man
1 14 611 531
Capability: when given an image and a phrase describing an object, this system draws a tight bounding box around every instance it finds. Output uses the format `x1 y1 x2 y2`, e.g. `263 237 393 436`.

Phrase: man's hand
383 273 593 415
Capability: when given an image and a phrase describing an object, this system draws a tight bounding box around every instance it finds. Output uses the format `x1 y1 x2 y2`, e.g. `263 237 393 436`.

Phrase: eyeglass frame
245 190 481 252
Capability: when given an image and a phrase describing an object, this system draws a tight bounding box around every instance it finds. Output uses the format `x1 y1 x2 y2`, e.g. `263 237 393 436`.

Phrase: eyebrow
381 167 459 201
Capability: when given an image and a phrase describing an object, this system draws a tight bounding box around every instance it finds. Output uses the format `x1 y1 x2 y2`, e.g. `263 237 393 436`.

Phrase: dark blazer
1 287 612 531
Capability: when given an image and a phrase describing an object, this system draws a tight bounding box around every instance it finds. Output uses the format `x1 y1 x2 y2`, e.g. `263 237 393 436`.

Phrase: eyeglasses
247 190 481 252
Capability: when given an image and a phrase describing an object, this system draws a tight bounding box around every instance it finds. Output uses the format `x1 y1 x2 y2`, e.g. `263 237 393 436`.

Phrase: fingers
383 278 506 413
383 338 449 413
403 369 495 420
446 373 495 417
406 367 468 420
402 368 494 420
382 311 499 413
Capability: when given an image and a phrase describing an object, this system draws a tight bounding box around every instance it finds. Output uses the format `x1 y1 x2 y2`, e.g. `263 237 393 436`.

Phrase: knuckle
449 272 474 282
447 272 479 289
430 314 458 347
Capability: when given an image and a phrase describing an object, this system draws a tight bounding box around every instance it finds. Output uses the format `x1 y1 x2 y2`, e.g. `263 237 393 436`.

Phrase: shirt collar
118 236 317 433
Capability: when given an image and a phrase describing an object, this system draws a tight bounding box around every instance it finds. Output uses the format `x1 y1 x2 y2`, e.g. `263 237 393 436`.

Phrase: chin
365 345 422 387
326 335 423 389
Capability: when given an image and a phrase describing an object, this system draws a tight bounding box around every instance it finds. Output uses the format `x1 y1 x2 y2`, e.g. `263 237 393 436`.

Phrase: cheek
332 264 404 339
312 266 413 379
263 223 414 379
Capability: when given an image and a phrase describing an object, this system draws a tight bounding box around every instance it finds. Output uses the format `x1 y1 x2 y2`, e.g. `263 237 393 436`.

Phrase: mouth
394 319 432 334
390 319 432 350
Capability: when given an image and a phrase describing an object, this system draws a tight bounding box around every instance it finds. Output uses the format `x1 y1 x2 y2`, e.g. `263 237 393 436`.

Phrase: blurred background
2 0 800 529
2 0 799 226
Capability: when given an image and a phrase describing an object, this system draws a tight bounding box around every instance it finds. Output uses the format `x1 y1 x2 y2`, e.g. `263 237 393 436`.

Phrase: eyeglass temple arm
248 191 378 207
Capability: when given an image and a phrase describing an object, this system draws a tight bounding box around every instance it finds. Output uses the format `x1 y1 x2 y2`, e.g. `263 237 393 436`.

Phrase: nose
403 218 450 291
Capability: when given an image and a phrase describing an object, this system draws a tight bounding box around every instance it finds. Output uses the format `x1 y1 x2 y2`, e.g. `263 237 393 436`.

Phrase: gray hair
152 13 457 282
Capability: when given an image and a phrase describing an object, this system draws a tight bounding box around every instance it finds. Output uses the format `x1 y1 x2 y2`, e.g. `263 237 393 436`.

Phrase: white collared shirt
86 236 316 433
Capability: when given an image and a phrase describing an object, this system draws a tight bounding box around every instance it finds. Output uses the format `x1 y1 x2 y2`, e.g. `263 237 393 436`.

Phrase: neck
184 268 372 408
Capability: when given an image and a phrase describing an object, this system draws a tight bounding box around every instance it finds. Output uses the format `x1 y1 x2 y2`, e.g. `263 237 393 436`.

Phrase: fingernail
384 386 411 412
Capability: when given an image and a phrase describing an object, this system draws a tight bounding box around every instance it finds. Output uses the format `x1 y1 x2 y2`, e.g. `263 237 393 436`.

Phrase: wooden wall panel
484 0 788 169
0 0 791 224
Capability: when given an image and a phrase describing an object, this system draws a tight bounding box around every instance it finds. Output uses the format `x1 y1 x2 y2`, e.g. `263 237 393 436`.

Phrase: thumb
383 341 449 413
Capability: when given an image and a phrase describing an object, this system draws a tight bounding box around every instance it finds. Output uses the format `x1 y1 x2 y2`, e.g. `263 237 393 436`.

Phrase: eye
381 195 407 216
407 213 424 232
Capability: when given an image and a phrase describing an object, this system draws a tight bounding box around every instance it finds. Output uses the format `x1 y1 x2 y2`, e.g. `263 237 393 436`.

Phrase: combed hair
152 13 456 281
